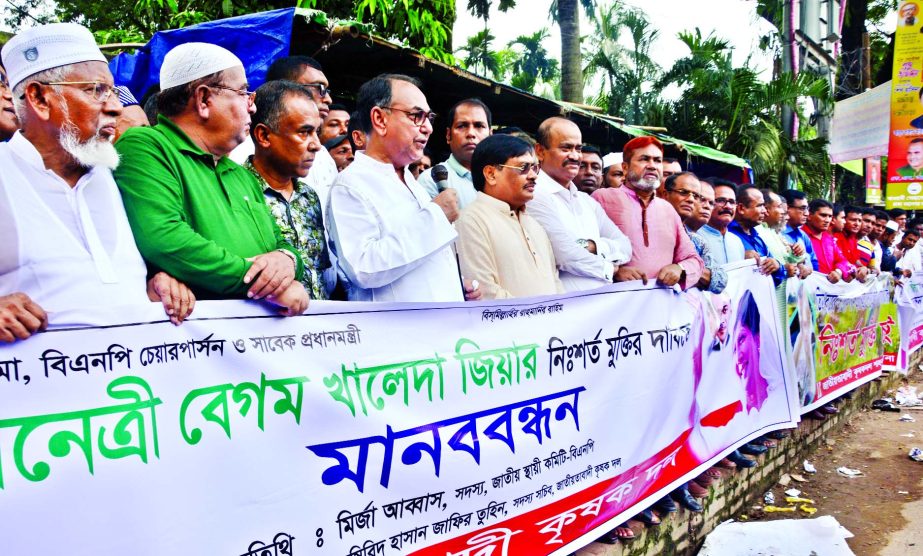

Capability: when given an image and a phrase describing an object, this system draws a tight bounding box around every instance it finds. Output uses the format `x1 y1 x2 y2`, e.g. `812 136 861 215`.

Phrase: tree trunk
558 0 583 103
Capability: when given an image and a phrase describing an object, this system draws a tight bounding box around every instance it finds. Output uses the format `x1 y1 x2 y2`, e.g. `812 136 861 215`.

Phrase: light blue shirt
699 224 746 265
417 154 477 209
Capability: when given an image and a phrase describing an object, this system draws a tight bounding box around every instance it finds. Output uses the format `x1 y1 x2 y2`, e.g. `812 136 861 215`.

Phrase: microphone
432 164 450 192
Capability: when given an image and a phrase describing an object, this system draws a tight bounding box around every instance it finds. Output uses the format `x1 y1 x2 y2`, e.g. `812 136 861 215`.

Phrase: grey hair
12 65 69 120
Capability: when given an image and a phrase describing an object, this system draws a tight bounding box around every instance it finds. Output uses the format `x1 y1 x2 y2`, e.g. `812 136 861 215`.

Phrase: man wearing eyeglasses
781 189 819 271
727 187 784 282
699 179 747 265
528 117 636 291
326 73 479 302
455 134 564 299
592 135 703 288
114 42 309 315
0 22 196 342
663 172 726 294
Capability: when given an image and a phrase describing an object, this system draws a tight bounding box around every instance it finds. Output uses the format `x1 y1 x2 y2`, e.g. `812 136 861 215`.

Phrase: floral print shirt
245 158 331 300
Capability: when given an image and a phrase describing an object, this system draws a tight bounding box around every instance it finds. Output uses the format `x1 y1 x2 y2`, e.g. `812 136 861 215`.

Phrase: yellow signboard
887 2 923 208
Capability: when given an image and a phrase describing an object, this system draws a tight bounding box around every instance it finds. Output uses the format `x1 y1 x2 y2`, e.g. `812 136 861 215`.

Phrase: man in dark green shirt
114 42 308 315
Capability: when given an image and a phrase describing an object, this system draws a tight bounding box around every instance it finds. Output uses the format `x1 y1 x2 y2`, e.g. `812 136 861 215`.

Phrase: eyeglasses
667 188 703 201
38 81 115 102
699 199 716 209
303 82 332 98
497 162 540 175
209 85 256 104
791 205 809 212
384 106 437 127
714 197 737 206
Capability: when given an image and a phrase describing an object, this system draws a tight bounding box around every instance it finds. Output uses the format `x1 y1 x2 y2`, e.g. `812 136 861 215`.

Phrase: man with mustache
455 134 564 298
781 189 819 271
528 117 636 291
802 199 854 283
699 179 747 265
665 172 726 294
0 64 19 140
729 186 784 282
574 145 604 195
114 42 309 316
0 23 195 342
592 135 703 288
326 74 478 302
418 98 492 209
243 80 331 301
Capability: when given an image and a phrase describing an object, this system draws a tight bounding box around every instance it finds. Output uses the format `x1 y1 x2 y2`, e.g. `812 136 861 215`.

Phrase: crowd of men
0 22 919 544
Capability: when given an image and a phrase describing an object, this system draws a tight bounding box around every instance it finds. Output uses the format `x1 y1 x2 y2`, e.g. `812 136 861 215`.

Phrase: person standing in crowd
897 218 923 274
757 189 810 279
684 178 728 293
319 102 350 143
0 64 18 141
408 148 432 179
455 134 564 299
602 152 624 188
782 189 819 271
593 136 704 288
834 205 867 268
699 179 747 265
326 74 478 302
418 98 492 208
528 117 638 291
113 85 150 140
831 204 846 235
802 199 856 283
728 186 784 281
0 23 196 342
114 42 309 315
325 134 354 172
890 208 908 246
860 208 883 273
657 156 682 198
244 80 331 301
348 109 367 152
575 145 604 195
880 221 900 274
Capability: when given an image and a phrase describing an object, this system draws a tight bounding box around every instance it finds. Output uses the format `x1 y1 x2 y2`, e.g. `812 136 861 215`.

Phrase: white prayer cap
602 152 623 168
886 220 900 232
1 23 106 90
160 42 243 90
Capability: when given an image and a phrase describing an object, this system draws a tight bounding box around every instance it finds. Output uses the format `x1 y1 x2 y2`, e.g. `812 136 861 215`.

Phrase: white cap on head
886 220 900 232
160 42 243 90
1 22 106 90
602 152 623 168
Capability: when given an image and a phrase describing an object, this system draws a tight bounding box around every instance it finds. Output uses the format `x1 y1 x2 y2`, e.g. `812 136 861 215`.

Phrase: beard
57 100 120 170
626 168 659 191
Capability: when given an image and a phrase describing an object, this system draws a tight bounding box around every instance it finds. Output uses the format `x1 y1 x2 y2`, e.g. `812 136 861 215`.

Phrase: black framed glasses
37 81 115 102
303 82 332 98
384 106 437 127
497 162 540 175
714 197 737 206
209 85 256 104
668 188 703 201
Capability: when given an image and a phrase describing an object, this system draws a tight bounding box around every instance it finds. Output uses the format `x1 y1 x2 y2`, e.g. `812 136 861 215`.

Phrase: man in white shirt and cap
527 117 641 291
114 42 309 315
602 152 624 188
417 98 492 209
0 22 195 343
326 73 480 302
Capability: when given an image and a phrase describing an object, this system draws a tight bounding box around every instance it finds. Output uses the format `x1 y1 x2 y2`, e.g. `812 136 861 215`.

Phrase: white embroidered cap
159 42 243 90
1 22 106 90
602 152 623 168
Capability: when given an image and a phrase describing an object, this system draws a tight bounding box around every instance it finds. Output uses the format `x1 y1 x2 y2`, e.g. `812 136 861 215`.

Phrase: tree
508 29 558 93
456 29 502 79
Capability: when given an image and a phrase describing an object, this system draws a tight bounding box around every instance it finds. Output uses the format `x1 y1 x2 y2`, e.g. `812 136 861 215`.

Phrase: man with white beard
592 136 704 288
0 23 195 343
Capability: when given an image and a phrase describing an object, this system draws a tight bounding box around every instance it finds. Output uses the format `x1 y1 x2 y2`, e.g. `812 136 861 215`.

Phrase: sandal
597 523 635 543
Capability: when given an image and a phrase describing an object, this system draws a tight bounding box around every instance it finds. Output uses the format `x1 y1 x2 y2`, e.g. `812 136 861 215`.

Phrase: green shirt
113 116 303 299
897 165 923 179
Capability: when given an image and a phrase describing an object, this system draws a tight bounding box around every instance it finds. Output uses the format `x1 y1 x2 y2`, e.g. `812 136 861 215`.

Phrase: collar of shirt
700 224 724 238
155 114 239 174
476 190 525 216
445 154 472 180
7 130 105 189
618 184 655 208
729 220 769 254
535 170 575 197
242 156 311 201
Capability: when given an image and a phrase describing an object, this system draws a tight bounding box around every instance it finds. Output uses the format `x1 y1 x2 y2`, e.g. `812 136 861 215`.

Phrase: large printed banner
887 3 923 209
0 263 796 556
896 272 923 370
785 274 895 413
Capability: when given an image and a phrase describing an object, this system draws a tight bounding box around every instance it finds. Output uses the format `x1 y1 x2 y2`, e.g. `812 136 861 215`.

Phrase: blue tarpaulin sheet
109 8 295 100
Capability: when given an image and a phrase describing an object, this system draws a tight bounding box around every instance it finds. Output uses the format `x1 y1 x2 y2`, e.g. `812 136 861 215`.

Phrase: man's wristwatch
276 248 298 269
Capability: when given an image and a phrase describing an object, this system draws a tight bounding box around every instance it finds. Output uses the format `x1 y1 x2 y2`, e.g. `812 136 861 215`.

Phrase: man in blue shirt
699 179 747 264
782 189 819 270
728 186 785 283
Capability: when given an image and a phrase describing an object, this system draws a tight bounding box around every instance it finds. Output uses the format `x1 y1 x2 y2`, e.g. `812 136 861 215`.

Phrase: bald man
526 117 640 291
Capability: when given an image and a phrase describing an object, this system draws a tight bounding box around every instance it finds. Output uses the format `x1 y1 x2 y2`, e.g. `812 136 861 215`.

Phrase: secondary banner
0 263 796 556
785 274 894 413
896 272 923 370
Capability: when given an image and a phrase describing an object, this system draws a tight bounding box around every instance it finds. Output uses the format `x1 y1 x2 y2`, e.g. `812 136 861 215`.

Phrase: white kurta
326 151 462 302
527 171 632 291
0 132 149 322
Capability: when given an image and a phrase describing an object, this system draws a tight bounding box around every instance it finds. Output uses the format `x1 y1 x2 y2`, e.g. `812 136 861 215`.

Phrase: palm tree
550 0 595 103
456 29 501 79
508 29 559 93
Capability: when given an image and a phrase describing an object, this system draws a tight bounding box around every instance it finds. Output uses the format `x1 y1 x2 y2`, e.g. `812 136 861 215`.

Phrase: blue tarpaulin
109 8 295 100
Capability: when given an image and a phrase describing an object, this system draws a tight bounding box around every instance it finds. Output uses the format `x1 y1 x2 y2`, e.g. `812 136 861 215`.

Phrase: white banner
0 264 796 556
